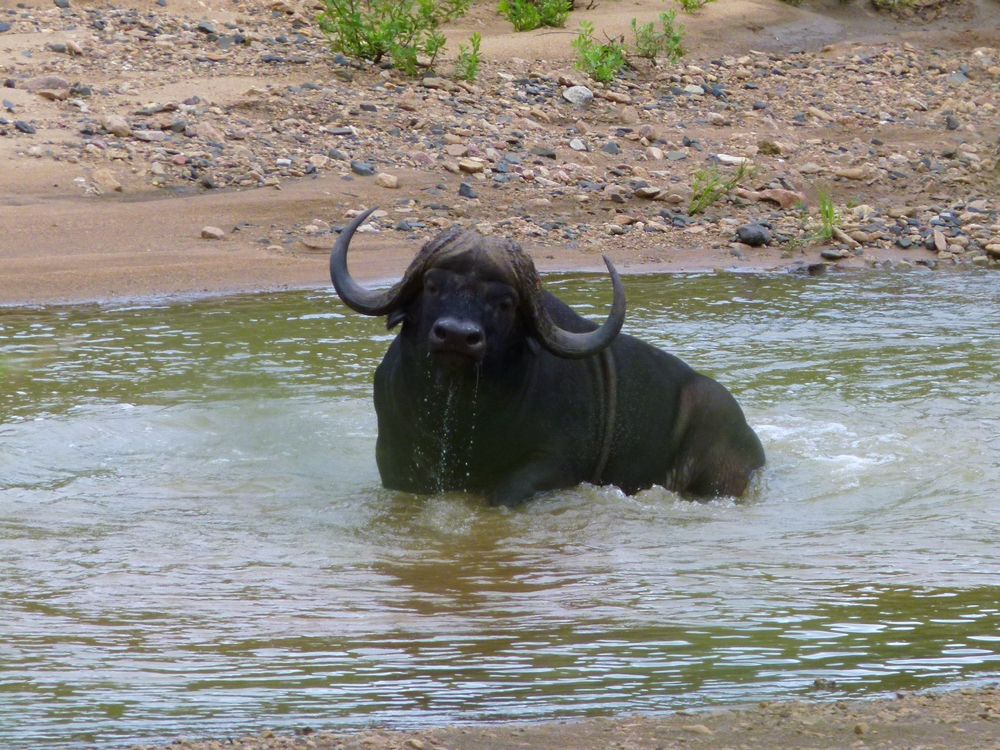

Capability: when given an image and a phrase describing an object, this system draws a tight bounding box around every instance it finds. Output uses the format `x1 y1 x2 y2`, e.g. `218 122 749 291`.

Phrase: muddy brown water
1 271 998 748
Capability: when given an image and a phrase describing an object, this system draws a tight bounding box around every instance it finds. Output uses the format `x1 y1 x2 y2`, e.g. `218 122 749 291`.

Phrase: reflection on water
1 271 998 748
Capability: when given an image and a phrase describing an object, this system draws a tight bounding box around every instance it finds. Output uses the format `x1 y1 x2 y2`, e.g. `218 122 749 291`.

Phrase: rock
458 182 478 199
601 142 620 155
197 21 217 34
562 85 593 106
375 172 399 189
716 153 750 166
459 158 485 173
421 76 452 91
945 114 961 131
92 167 121 192
0 23 12 33
984 244 1000 259
933 229 948 253
444 143 468 157
201 226 226 240
667 150 687 161
757 139 783 156
759 188 805 209
134 130 167 142
635 186 662 199
101 114 132 137
736 223 771 246
646 146 664 160
834 166 869 180
569 138 587 152
54 0 71 8
821 248 849 260
350 161 376 176
24 75 70 95
682 84 704 96
14 120 36 134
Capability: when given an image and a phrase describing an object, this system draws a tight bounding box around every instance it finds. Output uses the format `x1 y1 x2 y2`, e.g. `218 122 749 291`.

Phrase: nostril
431 323 447 341
466 330 483 346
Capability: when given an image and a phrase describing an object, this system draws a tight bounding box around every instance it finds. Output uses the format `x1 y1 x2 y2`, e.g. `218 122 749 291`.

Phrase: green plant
630 11 684 63
675 0 714 13
688 160 753 215
498 0 571 31
814 190 840 242
453 32 481 82
317 0 470 73
572 21 627 83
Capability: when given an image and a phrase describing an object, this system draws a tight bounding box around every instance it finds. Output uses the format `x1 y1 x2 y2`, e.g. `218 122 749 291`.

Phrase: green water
1 271 998 748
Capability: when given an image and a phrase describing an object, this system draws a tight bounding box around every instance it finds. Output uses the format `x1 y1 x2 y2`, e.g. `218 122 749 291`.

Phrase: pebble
201 226 226 240
0 23 12 33
350 161 376 177
458 182 478 199
569 138 587 152
14 120 36 134
562 85 593 106
92 167 121 192
736 223 771 247
375 172 399 189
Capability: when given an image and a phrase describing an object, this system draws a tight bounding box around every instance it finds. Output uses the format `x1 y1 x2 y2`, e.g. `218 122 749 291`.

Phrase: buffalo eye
497 296 515 313
424 278 440 297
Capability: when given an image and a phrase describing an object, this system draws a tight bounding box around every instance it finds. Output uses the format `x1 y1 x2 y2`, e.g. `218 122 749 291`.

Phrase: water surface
1 271 998 748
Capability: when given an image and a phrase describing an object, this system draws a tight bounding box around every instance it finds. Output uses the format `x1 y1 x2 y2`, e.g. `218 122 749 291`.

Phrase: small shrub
572 20 627 83
631 10 684 63
688 160 753 215
675 0 714 13
814 190 840 242
317 0 470 73
498 0 571 31
453 32 481 82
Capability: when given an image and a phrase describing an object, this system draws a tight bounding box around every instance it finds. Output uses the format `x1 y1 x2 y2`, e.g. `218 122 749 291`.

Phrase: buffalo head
329 209 626 369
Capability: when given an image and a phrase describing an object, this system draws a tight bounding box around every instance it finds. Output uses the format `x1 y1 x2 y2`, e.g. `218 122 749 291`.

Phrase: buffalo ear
386 308 406 330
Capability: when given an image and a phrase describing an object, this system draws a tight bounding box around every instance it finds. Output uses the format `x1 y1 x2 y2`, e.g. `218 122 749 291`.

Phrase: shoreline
108 684 1000 750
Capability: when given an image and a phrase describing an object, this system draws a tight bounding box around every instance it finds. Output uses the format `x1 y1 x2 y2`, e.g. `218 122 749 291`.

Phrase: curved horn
534 256 626 359
329 207 401 316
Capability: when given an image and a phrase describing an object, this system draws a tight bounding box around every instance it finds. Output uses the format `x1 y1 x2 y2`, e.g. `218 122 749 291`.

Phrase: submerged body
330 209 764 506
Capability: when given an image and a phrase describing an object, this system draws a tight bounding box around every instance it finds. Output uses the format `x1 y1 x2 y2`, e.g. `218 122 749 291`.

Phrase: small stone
54 0 70 7
933 229 948 253
945 114 961 131
458 182 478 199
101 114 132 137
92 167 121 192
14 120 36 134
646 146 664 160
421 76 451 90
666 150 687 161
562 85 593 106
716 154 750 166
983 244 1000 258
683 724 714 736
635 186 661 200
682 84 705 96
444 143 468 157
835 166 866 180
757 139 783 156
0 23 12 33
736 223 771 247
197 21 217 35
569 137 587 152
821 248 848 260
201 226 226 240
350 161 376 176
375 172 399 189
459 158 486 173
758 188 805 210
601 142 620 155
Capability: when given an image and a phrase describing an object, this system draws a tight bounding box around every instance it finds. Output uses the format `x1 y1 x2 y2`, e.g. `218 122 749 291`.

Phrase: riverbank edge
106 683 1000 750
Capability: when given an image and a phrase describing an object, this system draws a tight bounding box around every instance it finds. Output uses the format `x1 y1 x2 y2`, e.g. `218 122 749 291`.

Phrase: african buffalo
330 208 765 507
